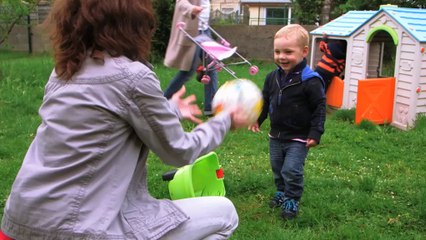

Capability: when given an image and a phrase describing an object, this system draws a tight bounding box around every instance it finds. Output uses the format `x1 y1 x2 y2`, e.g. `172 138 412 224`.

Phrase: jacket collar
276 58 307 76
276 58 307 84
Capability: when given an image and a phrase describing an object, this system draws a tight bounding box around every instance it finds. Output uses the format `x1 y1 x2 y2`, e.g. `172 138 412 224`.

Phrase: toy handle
176 22 186 30
220 39 231 47
162 169 178 181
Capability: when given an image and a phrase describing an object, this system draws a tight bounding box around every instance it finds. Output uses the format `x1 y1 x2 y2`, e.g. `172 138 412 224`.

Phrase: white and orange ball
212 79 263 124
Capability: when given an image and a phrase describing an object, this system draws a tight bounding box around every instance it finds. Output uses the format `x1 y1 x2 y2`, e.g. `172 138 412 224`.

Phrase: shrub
151 0 174 63
358 119 378 131
413 114 426 131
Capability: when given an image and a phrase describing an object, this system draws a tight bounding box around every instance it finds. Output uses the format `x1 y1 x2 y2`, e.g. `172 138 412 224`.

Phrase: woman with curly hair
0 1 249 239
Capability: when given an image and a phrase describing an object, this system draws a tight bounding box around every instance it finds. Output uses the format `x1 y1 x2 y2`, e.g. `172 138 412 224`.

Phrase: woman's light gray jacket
1 54 231 239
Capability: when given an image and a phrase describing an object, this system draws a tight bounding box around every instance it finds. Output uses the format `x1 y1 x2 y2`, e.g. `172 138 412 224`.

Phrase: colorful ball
212 79 263 124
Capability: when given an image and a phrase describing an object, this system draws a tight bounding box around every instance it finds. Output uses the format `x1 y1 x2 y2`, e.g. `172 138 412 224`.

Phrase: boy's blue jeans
269 138 308 201
164 29 218 112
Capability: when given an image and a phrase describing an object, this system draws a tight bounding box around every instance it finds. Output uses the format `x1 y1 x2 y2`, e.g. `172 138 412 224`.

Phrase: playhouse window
367 31 396 78
266 7 289 25
381 41 396 77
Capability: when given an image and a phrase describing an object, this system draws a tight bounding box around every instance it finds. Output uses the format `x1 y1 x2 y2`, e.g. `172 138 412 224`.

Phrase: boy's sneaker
269 191 285 208
281 198 299 220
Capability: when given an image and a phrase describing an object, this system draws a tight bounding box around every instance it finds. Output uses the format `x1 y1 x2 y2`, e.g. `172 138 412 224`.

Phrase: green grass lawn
0 51 425 239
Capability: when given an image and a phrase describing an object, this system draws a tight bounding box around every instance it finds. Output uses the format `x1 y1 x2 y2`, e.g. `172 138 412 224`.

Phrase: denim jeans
161 196 238 240
164 29 218 112
269 138 308 201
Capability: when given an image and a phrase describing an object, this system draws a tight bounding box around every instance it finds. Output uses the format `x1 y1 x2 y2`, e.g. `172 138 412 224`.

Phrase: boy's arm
305 77 326 143
319 34 328 53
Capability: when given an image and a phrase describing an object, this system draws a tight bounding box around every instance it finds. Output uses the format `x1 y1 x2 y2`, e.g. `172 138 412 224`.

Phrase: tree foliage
332 0 426 20
291 0 323 24
151 0 174 62
0 0 174 60
293 0 426 24
0 0 42 46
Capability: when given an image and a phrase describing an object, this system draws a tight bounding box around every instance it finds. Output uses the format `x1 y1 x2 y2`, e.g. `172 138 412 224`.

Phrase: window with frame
266 7 288 25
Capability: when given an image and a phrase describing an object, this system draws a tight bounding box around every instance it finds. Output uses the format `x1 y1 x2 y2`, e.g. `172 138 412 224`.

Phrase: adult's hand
171 86 203 124
228 106 253 130
191 6 203 17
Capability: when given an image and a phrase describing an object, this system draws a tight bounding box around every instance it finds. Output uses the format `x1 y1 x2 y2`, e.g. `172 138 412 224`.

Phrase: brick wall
2 13 317 61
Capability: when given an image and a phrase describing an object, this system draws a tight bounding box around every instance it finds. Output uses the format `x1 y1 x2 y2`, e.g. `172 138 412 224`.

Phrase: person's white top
198 0 210 31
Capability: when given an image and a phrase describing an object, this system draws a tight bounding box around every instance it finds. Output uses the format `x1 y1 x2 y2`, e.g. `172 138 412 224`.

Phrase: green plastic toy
165 152 226 200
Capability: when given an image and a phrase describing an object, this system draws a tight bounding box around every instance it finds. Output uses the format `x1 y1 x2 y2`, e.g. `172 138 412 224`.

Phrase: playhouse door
355 77 395 124
367 42 382 78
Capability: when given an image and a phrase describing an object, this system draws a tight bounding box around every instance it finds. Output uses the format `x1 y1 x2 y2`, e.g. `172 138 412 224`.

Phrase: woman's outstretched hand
171 86 203 124
228 106 253 130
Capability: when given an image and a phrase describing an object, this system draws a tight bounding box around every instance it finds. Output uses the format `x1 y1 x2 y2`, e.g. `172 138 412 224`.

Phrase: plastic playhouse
163 152 226 200
310 5 426 130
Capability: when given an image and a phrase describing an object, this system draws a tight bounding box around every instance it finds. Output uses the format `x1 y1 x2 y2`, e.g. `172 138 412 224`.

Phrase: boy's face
274 35 308 72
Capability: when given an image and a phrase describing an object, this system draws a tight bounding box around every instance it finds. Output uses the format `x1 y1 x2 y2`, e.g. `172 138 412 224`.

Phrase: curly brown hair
44 0 156 80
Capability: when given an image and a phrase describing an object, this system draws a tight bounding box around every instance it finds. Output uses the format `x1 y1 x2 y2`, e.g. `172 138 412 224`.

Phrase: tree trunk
321 0 331 25
0 0 42 46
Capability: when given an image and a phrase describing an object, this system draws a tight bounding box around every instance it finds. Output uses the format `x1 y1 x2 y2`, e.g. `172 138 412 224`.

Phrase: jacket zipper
275 74 300 106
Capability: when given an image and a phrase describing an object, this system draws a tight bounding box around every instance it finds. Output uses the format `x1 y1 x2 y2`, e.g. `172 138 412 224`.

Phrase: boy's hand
248 123 260 132
319 34 329 53
306 138 318 148
322 33 328 42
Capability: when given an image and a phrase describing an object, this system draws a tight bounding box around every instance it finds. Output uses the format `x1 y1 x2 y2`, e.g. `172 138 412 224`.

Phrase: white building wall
248 7 266 25
211 0 240 12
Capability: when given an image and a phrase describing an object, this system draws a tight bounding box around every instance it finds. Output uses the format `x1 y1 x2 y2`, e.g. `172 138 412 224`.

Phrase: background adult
164 0 217 116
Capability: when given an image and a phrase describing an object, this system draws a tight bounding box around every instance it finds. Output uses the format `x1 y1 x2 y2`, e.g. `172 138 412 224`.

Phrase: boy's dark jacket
257 59 326 143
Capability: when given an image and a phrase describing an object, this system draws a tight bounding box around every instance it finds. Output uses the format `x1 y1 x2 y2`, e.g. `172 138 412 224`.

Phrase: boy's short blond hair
275 24 309 49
